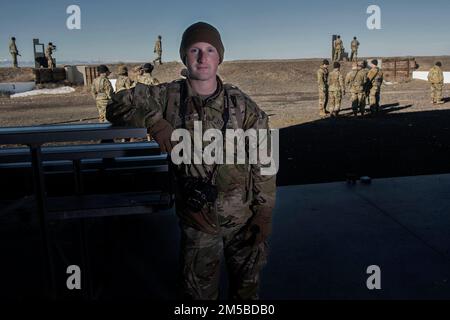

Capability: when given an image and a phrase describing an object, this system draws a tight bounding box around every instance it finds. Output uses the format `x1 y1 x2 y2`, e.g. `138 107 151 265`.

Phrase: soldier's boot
369 105 377 114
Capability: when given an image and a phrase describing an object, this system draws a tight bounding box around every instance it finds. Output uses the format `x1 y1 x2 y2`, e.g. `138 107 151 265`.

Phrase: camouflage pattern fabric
180 224 267 299
91 75 113 122
105 77 276 300
328 69 345 115
9 40 18 68
137 73 160 86
346 69 367 115
153 39 163 65
428 66 444 104
333 39 343 61
317 67 329 116
350 39 360 62
367 67 384 110
45 46 54 69
115 75 133 92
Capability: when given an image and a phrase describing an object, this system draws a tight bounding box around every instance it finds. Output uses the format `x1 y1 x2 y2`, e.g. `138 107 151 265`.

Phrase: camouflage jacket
428 66 444 84
9 41 18 54
91 75 114 101
351 40 360 51
154 40 162 53
45 46 53 58
115 75 133 92
317 67 329 90
106 77 276 233
345 69 367 93
367 67 384 90
328 69 345 92
137 73 160 86
334 39 343 49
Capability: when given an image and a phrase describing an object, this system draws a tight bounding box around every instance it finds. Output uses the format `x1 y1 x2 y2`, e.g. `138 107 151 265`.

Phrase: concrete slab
263 175 450 299
1 174 450 300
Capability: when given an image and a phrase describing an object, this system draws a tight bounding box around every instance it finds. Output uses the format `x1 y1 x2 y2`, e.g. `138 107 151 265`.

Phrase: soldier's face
186 42 220 81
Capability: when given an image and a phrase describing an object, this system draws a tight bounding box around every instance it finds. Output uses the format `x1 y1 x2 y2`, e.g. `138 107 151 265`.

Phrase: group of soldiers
8 37 56 68
91 63 160 122
320 34 446 117
333 35 360 62
7 35 163 69
318 58 384 117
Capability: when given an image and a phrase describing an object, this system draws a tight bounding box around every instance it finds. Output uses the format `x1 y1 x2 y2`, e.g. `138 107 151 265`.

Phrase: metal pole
30 144 57 299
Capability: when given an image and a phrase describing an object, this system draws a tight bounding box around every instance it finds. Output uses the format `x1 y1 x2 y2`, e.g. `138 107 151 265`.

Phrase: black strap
180 80 188 129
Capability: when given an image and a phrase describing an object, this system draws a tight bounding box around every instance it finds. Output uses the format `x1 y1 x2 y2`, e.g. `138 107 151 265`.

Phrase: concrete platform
1 174 450 300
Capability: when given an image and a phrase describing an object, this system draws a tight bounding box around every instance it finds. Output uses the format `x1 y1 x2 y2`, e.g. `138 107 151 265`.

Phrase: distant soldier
91 65 114 122
137 63 160 85
153 35 163 65
115 65 134 92
366 59 384 114
350 37 360 62
427 62 445 104
346 61 368 116
333 35 343 61
328 62 345 117
45 42 56 69
9 37 20 68
317 59 330 117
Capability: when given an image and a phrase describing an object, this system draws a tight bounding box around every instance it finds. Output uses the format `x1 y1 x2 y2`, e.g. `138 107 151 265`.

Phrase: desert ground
1 56 450 128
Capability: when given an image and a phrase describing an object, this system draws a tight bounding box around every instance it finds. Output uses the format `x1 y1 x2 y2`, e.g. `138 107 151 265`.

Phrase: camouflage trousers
350 50 358 62
369 87 381 112
153 51 163 65
333 48 342 61
328 90 342 115
11 54 18 68
96 100 108 122
431 83 444 103
47 56 55 69
351 92 366 115
319 88 328 116
179 223 268 300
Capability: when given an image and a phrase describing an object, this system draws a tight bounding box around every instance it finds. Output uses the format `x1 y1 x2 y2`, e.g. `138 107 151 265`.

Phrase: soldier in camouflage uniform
91 65 114 122
350 37 360 62
328 62 345 117
106 22 276 300
346 61 368 116
317 59 329 117
153 35 163 65
333 36 343 61
137 63 160 86
366 59 384 114
9 37 19 68
428 62 445 104
115 65 134 92
45 42 56 69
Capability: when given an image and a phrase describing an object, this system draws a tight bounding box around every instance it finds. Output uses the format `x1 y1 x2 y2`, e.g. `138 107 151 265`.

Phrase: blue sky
1 0 449 63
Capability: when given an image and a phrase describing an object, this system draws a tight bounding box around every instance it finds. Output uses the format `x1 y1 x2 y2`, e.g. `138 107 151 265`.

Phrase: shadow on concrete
277 107 450 186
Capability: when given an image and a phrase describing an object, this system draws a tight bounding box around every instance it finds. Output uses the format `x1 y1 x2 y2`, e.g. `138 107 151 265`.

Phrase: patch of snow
10 86 76 98
413 71 450 84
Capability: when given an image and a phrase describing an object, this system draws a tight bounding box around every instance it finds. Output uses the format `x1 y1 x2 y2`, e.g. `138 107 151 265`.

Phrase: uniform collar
185 76 224 111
